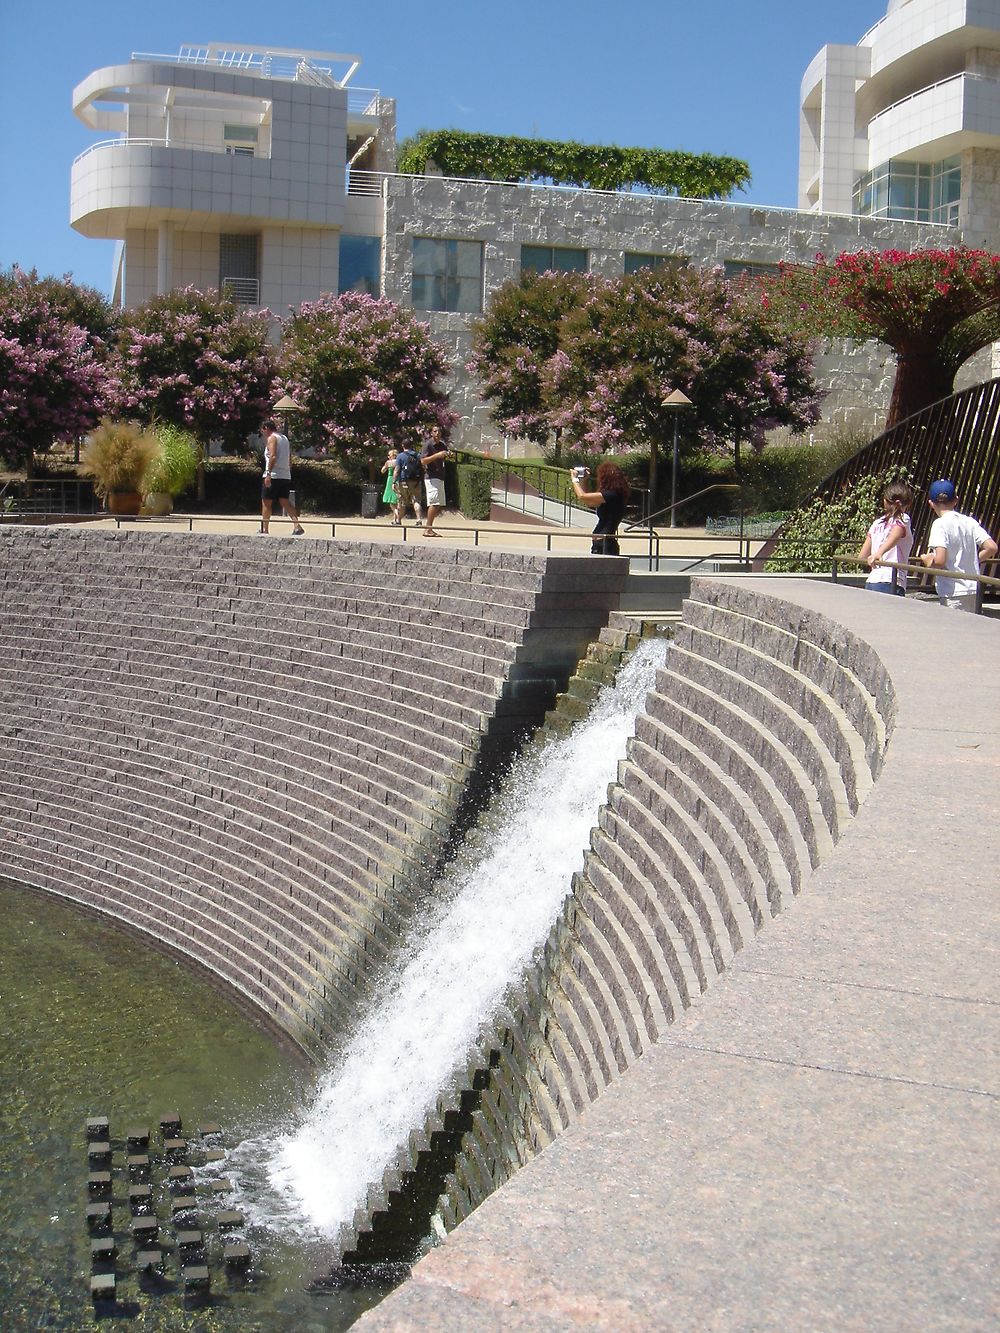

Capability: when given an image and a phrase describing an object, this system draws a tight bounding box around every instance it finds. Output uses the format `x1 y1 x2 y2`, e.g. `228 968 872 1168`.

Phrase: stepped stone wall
341 580 895 1258
0 527 627 1058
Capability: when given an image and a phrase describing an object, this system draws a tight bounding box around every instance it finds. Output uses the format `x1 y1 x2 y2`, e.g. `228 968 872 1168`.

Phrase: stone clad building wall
381 176 950 451
0 528 627 1059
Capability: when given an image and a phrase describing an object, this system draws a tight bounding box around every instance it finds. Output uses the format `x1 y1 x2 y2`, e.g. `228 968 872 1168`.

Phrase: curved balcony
70 136 344 238
867 71 1000 164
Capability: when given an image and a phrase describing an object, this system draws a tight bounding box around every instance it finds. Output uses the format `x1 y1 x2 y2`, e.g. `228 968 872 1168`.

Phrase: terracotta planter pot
107 490 143 516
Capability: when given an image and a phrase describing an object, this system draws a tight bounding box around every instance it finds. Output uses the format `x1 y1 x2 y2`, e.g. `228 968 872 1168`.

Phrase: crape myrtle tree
757 246 1000 429
471 264 821 504
0 267 111 471
467 269 594 452
278 292 457 478
109 287 277 451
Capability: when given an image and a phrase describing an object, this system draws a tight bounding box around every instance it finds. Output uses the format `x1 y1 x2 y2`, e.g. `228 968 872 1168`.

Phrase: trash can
361 482 380 519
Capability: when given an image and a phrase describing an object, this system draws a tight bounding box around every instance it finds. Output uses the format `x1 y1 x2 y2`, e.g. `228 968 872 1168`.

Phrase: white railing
868 70 995 126
72 136 268 166
347 89 383 117
131 46 363 88
346 169 385 197
221 277 260 304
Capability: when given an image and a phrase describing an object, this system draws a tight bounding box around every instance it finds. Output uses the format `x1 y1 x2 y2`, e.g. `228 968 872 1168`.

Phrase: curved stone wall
341 578 896 1257
0 527 626 1057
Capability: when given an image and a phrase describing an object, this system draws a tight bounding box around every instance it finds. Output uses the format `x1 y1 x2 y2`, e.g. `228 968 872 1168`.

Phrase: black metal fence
1 479 99 516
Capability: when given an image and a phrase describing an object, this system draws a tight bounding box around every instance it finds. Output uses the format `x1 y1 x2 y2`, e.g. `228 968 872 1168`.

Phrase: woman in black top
569 462 632 556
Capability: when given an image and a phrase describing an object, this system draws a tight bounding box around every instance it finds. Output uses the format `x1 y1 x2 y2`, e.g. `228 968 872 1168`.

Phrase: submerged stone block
127 1153 150 1176
216 1210 244 1230
181 1263 210 1289
87 1171 112 1195
168 1165 193 1188
136 1248 163 1272
126 1126 150 1148
87 1140 111 1165
198 1122 223 1139
128 1183 153 1212
171 1193 198 1215
130 1215 158 1242
203 1149 226 1164
90 1272 115 1302
85 1116 109 1140
90 1236 116 1262
159 1112 182 1136
208 1177 233 1195
175 1228 203 1250
85 1202 111 1230
223 1241 251 1267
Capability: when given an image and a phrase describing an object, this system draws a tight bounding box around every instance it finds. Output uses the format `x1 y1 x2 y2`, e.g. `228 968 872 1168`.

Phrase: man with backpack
393 442 424 525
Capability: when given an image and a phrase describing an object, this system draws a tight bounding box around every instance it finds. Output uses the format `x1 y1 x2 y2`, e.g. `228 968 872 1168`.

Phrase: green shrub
454 463 492 520
200 456 357 514
146 423 200 498
739 431 868 513
766 465 912 573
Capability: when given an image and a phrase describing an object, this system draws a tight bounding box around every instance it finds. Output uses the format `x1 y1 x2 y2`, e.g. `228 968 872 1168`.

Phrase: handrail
831 553 1000 614
624 483 740 532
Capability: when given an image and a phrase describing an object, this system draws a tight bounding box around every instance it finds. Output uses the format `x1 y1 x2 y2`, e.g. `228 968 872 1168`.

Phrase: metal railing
1 479 99 517
831 553 1000 614
221 276 260 305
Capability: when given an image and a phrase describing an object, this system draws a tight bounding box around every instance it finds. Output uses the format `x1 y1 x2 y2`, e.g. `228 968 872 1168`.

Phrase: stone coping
359 578 1000 1331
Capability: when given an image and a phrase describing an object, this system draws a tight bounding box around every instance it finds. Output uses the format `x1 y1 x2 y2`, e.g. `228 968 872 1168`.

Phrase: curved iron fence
763 376 1000 564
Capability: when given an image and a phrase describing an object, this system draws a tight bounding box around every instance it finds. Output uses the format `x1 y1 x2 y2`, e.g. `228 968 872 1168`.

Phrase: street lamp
662 389 693 528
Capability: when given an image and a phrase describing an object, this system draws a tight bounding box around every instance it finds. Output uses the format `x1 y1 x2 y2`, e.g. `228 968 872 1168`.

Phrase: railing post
831 556 839 584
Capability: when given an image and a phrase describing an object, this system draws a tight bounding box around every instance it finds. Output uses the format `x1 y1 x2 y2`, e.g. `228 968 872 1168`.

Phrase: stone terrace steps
337 579 891 1263
0 528 628 1056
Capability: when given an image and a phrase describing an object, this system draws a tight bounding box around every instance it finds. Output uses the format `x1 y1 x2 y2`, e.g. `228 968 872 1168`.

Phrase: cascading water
238 636 668 1241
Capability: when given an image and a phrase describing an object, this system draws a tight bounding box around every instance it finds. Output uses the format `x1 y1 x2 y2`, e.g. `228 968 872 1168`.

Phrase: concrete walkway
357 580 999 1332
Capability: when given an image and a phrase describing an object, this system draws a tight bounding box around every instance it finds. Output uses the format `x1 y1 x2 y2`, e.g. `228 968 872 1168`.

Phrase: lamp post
662 389 693 528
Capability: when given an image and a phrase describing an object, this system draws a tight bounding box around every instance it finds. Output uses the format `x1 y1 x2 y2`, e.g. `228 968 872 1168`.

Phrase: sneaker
292 527 305 536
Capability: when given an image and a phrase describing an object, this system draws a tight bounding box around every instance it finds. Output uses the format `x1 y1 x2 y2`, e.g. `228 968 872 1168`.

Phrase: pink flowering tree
108 287 276 451
467 269 593 450
278 292 456 478
0 268 110 470
472 264 820 503
757 247 1000 428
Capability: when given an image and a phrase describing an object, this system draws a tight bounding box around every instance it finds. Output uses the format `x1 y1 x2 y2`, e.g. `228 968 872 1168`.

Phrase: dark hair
596 462 631 499
883 480 913 521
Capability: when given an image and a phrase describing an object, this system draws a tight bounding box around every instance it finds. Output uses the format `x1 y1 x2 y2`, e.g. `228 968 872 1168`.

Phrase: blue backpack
397 449 422 482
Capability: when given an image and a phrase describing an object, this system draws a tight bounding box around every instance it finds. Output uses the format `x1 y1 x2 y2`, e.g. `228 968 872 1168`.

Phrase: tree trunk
885 346 956 431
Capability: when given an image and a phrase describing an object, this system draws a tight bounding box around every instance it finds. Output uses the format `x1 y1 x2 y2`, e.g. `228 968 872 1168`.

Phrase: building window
412 238 483 313
219 233 259 304
624 252 688 275
520 245 588 275
224 124 258 157
853 156 960 225
339 235 382 296
723 260 781 281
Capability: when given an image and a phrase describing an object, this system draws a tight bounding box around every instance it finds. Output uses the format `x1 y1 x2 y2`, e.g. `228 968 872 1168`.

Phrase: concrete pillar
157 222 174 294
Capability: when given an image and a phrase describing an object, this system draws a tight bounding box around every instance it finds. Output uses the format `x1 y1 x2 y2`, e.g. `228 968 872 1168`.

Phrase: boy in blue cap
918 479 997 611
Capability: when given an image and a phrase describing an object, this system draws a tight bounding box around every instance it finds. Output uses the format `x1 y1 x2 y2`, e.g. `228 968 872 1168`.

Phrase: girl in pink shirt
858 481 914 596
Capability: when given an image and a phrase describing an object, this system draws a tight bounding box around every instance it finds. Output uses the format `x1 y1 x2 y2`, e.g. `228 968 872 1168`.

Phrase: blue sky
0 0 884 296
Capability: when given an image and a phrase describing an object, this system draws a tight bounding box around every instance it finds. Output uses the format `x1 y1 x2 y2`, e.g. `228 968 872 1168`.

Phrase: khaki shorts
396 479 422 510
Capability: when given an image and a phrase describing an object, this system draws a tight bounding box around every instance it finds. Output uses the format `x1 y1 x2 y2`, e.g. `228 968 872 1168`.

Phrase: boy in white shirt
918 479 997 611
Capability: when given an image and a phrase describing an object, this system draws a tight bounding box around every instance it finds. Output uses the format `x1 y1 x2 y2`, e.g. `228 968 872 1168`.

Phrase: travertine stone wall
340 580 894 1258
0 527 626 1058
381 176 951 451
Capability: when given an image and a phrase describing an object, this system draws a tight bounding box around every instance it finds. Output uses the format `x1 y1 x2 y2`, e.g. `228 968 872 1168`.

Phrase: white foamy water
237 636 667 1238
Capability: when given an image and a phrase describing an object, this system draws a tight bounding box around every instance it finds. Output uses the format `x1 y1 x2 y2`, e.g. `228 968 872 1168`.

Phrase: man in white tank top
260 418 306 536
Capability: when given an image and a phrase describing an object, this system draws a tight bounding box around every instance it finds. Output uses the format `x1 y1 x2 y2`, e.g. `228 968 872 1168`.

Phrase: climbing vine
397 129 750 199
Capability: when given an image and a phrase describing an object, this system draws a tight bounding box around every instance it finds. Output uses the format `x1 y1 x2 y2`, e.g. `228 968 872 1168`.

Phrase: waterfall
238 636 668 1240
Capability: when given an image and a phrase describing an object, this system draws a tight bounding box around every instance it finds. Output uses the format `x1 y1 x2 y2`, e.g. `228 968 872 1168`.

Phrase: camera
572 466 589 479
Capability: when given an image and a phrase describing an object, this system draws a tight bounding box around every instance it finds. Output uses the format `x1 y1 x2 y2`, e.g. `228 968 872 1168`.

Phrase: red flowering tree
758 247 1000 428
108 287 276 451
0 268 110 469
278 292 456 477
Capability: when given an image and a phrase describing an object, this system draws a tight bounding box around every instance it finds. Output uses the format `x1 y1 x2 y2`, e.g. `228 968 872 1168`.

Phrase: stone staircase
334 577 891 1269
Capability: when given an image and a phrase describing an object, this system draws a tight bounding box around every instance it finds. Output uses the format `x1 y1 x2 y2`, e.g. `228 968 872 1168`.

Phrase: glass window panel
553 247 587 272
413 237 446 277
339 235 381 296
520 245 551 274
456 240 482 278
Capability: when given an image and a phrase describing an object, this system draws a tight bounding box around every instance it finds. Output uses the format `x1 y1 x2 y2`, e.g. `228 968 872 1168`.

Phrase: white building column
156 221 174 295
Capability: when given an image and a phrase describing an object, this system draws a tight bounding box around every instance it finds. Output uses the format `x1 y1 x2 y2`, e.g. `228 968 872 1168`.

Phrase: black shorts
262 477 292 503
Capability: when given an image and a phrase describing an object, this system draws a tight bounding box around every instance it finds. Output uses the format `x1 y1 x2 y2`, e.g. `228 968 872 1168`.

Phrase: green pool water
0 878 394 1331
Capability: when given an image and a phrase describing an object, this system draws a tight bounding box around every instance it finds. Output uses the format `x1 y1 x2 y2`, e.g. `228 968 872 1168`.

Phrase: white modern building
71 23 986 450
800 0 1000 246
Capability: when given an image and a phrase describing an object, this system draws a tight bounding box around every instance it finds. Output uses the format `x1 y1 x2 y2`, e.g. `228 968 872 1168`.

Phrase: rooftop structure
800 0 1000 245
